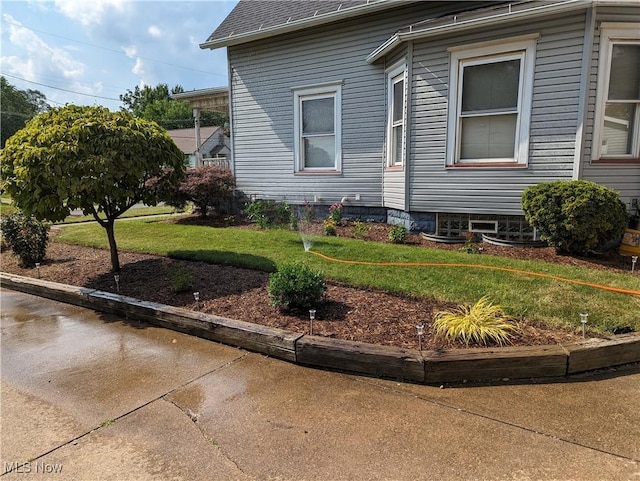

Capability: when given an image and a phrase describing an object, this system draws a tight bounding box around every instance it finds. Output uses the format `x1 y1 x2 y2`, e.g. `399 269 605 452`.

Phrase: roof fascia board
200 0 411 50
172 87 228 100
367 0 593 64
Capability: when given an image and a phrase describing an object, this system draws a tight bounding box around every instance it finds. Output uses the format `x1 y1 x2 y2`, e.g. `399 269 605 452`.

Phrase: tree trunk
104 219 121 273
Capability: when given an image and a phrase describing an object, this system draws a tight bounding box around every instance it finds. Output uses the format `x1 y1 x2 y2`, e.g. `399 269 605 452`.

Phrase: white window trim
592 23 640 161
446 37 537 167
293 82 342 173
386 61 407 167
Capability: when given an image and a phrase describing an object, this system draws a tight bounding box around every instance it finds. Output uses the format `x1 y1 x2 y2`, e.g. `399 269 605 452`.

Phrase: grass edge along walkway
54 219 640 333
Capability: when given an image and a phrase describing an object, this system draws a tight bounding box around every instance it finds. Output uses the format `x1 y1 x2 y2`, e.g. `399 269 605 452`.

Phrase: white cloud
148 25 162 39
0 14 85 80
53 0 128 27
123 45 137 57
131 58 145 77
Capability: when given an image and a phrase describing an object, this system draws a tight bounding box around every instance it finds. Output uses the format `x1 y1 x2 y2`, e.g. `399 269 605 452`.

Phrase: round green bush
267 262 326 311
0 213 50 267
522 180 628 255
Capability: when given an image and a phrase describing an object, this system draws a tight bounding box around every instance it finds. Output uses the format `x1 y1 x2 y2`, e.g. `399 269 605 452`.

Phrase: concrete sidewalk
1 289 639 480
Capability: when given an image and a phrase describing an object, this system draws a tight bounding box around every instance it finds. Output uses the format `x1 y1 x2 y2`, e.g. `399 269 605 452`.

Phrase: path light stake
580 313 588 338
416 322 425 351
632 255 638 273
193 291 200 310
35 262 40 279
309 309 316 335
113 274 120 294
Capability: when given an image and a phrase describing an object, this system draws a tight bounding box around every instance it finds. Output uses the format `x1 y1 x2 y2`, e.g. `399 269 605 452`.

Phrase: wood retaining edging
2 272 639 384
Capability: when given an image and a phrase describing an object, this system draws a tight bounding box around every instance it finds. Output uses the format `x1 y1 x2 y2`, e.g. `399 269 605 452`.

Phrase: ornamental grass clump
432 296 519 347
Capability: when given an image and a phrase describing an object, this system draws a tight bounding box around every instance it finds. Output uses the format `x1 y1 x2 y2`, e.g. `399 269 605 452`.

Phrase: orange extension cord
308 251 640 297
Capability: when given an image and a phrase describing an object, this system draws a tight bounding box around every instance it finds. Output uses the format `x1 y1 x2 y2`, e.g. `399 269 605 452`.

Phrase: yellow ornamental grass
432 296 520 347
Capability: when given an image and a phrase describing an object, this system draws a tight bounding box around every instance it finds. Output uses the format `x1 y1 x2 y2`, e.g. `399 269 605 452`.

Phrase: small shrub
522 180 628 255
323 218 337 236
168 264 194 293
245 199 270 229
268 262 326 311
0 213 49 267
459 232 479 254
352 220 370 239
328 202 343 223
389 225 408 244
432 296 519 347
274 201 291 226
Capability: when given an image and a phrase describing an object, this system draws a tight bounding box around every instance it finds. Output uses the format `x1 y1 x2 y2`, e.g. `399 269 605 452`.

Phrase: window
386 63 406 167
293 83 342 172
593 24 640 162
446 36 537 166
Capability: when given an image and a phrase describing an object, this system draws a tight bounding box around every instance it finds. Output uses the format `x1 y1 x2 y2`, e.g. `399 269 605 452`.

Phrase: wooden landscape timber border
2 272 639 384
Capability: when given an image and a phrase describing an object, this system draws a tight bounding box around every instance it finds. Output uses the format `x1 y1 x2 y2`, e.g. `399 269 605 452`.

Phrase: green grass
55 218 640 333
59 205 184 224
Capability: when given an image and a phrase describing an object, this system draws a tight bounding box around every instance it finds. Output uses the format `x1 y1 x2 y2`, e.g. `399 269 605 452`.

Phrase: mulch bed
1 216 632 350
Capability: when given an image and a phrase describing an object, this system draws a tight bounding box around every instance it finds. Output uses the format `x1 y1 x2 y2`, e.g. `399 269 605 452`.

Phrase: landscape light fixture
193 291 200 309
416 322 425 351
114 274 120 294
579 313 588 338
35 262 41 279
632 255 638 273
309 309 316 335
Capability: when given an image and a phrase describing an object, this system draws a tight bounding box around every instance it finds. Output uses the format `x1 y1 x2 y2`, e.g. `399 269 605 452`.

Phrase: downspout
573 5 596 180
193 107 202 167
228 49 236 178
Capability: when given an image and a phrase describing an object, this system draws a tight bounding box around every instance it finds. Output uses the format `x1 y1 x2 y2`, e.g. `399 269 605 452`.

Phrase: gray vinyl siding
580 6 640 211
408 12 588 216
227 2 481 206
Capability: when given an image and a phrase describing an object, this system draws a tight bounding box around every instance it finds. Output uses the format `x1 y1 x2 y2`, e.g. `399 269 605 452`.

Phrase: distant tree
1 76 50 147
0 105 185 272
120 83 227 130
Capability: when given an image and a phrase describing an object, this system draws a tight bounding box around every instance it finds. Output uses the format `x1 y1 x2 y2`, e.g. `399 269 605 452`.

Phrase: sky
1 0 238 111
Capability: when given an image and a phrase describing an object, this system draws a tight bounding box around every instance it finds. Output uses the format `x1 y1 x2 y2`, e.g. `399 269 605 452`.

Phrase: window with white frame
593 24 640 161
387 63 406 167
293 83 342 172
446 36 537 166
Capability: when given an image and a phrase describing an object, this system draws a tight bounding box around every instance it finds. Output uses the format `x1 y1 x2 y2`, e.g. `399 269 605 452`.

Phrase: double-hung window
446 36 537 166
293 83 342 172
593 24 640 162
386 63 406 167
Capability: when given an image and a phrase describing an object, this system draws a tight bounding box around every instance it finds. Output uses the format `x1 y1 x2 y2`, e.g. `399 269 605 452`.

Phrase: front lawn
53 217 640 334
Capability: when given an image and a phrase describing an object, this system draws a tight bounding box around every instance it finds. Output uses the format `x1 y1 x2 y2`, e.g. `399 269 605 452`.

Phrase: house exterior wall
409 12 588 216
227 2 478 207
225 1 638 223
580 6 640 211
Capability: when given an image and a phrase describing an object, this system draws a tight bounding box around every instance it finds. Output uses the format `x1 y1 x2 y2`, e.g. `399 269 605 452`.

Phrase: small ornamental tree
522 180 628 255
0 105 185 272
162 166 235 217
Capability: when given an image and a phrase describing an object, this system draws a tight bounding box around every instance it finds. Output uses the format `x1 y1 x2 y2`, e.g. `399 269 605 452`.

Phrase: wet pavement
1 289 639 480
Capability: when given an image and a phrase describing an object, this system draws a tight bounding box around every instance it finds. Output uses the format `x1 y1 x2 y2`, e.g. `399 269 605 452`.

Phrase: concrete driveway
1 289 639 480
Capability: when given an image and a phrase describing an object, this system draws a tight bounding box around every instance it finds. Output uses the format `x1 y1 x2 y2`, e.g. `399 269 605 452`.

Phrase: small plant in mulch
267 262 326 311
0 213 49 268
459 232 480 254
352 220 371 239
432 296 521 347
323 218 338 236
388 224 408 244
328 202 343 223
167 264 194 293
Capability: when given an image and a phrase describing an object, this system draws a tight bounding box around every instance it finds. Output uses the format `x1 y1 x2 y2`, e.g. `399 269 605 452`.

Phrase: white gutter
200 0 411 50
367 0 594 63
